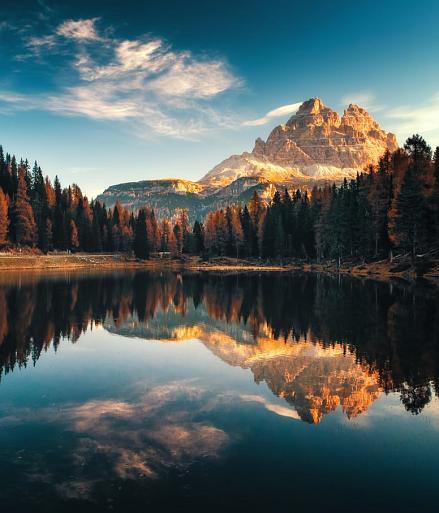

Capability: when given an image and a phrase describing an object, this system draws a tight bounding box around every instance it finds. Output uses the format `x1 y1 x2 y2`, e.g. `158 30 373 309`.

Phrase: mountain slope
96 98 398 218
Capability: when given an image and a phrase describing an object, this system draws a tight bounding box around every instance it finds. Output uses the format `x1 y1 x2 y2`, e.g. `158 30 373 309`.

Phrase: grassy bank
0 253 142 271
1 252 439 283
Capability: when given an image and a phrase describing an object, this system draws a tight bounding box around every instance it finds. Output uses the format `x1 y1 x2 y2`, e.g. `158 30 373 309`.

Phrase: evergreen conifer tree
192 220 205 254
13 168 36 246
395 165 424 258
134 209 149 259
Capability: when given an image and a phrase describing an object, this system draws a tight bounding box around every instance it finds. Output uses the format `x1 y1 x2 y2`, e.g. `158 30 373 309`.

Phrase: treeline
0 146 197 254
0 134 438 261
202 134 439 262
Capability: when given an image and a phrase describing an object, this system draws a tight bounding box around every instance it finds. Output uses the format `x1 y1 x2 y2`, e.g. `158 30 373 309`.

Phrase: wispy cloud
25 34 57 56
385 92 439 139
242 102 302 126
0 17 241 139
56 18 101 41
340 92 384 112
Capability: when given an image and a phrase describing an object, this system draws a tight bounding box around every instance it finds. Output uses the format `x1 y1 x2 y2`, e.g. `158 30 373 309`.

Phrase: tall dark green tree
395 165 424 258
240 205 254 258
13 168 36 246
52 176 67 249
134 209 149 259
192 220 205 254
31 163 50 252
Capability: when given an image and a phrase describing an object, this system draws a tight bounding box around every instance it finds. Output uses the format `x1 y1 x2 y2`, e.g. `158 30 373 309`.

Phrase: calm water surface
0 270 438 512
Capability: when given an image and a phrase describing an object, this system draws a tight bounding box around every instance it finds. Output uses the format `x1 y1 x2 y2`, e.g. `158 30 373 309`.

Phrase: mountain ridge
96 98 398 218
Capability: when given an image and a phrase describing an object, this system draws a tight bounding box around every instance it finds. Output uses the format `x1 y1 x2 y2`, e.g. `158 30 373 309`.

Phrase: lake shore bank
1 252 439 283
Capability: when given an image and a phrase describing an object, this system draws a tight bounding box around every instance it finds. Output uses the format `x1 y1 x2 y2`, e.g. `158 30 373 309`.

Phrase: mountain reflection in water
0 271 438 423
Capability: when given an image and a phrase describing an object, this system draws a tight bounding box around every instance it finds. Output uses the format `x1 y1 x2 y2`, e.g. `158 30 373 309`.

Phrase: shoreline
0 252 438 284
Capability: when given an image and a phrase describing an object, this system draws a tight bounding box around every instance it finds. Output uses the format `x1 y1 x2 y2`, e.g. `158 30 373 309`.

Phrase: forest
0 134 438 264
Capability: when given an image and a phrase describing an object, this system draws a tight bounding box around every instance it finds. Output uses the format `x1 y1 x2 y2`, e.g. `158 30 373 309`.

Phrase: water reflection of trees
0 271 438 414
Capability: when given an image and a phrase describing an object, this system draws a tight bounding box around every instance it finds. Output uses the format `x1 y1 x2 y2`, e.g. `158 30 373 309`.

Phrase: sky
0 0 439 197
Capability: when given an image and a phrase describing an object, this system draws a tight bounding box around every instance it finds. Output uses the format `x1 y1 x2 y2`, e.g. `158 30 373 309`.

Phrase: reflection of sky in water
0 271 439 512
1 329 439 511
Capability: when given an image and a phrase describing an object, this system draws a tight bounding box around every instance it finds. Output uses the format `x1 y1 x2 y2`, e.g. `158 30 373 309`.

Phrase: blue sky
1 0 439 197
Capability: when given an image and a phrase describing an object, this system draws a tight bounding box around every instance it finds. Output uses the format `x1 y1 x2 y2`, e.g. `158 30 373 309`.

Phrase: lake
0 270 438 512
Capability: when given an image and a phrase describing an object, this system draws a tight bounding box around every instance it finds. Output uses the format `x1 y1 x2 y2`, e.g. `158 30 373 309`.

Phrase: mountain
199 97 398 188
96 178 205 220
96 98 398 218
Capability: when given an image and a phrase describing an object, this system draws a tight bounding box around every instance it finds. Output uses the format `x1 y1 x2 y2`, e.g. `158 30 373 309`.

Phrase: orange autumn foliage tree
0 189 9 247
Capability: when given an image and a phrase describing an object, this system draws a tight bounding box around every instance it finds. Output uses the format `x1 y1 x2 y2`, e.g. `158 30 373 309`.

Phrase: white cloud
385 92 439 138
0 18 241 139
47 85 141 120
242 102 302 127
340 92 384 113
27 34 56 48
56 18 101 41
149 59 237 98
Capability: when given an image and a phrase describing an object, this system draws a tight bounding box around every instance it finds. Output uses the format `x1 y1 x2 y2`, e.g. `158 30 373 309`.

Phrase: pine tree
134 209 149 259
44 218 53 252
31 164 50 251
149 210 160 252
261 206 275 258
11 156 20 196
248 191 262 256
298 191 314 259
282 189 294 257
91 204 103 252
404 134 432 164
368 159 392 257
0 189 9 246
240 205 254 258
77 197 94 251
176 209 190 253
356 174 374 260
52 176 67 249
395 165 424 258
230 208 244 258
13 168 36 246
192 220 205 254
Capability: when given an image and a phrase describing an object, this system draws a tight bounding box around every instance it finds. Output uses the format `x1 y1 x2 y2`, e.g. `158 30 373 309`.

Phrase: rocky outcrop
199 97 398 188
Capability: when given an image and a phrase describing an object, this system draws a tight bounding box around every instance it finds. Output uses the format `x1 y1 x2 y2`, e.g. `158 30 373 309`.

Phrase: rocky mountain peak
199 97 399 188
286 97 341 130
296 97 326 115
